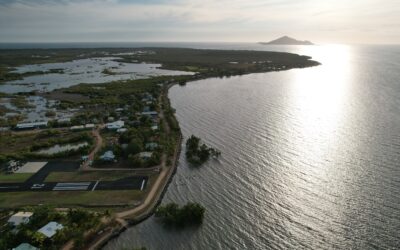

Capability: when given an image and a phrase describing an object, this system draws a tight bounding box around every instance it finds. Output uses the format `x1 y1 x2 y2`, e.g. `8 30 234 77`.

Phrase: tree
126 139 143 156
155 202 205 227
185 135 220 165
128 154 143 167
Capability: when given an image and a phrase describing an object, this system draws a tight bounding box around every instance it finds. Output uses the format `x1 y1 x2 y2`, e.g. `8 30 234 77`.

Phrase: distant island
259 36 314 45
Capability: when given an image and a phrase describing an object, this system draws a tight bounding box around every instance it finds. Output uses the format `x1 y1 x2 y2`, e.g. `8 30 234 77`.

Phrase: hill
260 36 314 45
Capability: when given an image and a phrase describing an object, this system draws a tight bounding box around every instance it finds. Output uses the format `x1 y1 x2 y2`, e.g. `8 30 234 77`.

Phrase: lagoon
0 57 192 93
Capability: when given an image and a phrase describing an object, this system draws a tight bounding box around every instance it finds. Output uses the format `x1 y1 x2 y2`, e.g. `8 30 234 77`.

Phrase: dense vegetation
155 202 205 227
115 47 320 78
0 47 319 85
0 206 103 250
185 135 220 165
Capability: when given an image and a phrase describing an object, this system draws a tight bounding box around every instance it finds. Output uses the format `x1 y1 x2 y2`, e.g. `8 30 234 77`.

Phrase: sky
0 0 399 44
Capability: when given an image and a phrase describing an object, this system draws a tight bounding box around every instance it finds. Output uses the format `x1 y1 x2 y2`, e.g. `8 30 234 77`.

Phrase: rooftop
100 150 115 160
139 152 153 159
38 221 63 238
13 243 38 250
16 121 48 129
8 212 33 226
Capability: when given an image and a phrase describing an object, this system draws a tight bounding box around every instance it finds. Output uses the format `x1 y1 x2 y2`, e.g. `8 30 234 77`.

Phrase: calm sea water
102 44 398 249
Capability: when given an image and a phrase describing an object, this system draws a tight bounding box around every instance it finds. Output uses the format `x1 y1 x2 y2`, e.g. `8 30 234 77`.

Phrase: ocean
6 42 398 249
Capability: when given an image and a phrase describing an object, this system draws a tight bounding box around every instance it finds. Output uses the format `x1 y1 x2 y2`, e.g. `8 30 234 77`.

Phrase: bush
185 135 220 165
155 202 205 227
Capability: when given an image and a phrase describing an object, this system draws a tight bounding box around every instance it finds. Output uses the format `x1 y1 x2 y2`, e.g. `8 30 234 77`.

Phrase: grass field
45 171 140 182
0 173 33 183
0 190 144 208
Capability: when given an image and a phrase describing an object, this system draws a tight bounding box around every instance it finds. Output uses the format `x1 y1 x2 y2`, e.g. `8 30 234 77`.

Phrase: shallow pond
0 57 193 93
35 142 89 155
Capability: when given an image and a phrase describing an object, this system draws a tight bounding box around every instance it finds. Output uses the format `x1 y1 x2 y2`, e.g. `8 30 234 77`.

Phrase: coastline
0 47 320 249
89 83 183 250
88 63 321 250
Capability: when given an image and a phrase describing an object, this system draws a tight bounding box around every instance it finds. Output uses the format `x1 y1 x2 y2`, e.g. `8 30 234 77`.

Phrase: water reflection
105 45 400 250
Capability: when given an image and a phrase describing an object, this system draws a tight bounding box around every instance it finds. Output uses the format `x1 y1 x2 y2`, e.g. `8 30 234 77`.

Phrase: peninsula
260 36 314 45
0 47 320 249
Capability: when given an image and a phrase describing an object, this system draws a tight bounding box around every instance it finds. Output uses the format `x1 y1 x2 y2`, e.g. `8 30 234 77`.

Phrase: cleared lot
15 162 47 173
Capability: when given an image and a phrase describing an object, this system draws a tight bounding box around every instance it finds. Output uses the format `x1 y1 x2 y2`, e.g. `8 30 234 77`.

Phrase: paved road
0 176 148 192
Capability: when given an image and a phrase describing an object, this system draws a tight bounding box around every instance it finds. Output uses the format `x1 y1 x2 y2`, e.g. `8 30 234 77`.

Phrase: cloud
0 0 399 43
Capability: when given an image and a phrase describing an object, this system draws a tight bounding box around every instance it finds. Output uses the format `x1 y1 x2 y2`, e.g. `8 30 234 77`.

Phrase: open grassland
0 173 33 183
45 171 142 182
0 190 144 208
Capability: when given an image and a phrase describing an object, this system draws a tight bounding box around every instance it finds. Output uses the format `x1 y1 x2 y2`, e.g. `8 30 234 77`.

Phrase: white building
16 121 48 130
117 128 127 133
106 120 124 130
38 222 64 238
85 124 95 129
138 152 153 160
8 212 33 226
100 150 116 161
70 125 84 131
57 118 71 124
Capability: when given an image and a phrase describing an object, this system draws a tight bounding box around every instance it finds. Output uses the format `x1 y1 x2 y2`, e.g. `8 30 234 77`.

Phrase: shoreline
88 63 321 249
0 47 320 249
89 83 183 250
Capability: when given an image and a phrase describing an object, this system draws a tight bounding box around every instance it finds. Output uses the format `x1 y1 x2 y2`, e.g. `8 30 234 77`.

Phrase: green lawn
45 171 140 182
0 173 33 183
0 190 144 208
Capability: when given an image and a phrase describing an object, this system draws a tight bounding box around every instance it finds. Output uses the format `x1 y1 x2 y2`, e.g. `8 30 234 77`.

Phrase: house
138 152 153 160
57 118 71 124
145 142 158 150
100 151 115 161
141 111 158 117
38 221 63 238
12 243 38 250
8 212 33 227
151 125 158 131
106 120 124 130
117 128 127 133
70 125 84 131
85 123 95 129
15 121 48 130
